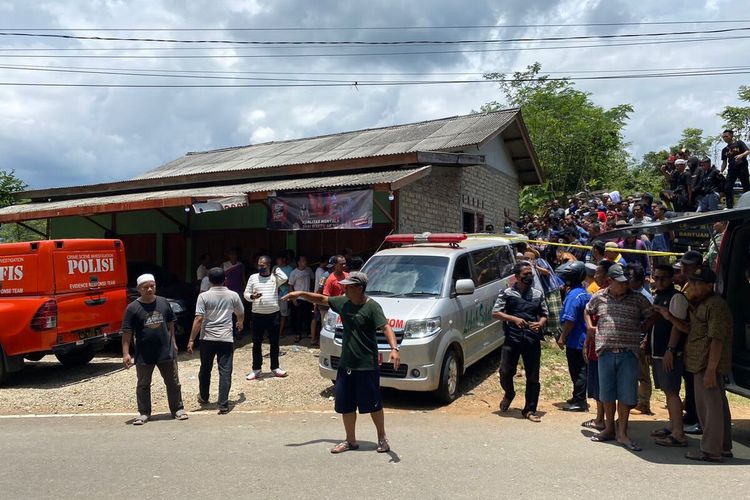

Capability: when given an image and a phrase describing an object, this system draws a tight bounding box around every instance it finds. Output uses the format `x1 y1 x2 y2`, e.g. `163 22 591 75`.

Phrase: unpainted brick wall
397 165 520 233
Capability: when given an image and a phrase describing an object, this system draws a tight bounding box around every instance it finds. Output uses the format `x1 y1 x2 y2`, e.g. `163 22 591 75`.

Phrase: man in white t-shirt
243 256 288 380
310 256 331 347
288 255 314 342
188 267 244 414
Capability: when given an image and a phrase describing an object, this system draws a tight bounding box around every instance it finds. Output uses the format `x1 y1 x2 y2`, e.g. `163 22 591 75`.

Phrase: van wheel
55 345 96 367
436 349 461 404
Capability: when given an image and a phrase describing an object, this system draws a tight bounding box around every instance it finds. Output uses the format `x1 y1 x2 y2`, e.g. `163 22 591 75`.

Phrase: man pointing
283 271 400 454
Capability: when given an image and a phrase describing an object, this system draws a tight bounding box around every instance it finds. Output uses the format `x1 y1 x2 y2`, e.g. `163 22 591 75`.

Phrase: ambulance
0 239 128 382
319 233 523 402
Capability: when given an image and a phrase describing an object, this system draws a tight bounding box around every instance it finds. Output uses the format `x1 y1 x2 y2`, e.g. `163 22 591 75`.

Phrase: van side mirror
455 279 475 296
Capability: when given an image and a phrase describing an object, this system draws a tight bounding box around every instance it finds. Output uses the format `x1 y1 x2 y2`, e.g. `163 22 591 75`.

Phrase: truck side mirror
455 279 475 296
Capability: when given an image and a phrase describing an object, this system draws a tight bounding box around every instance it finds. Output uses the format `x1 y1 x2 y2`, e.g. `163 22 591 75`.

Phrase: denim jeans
697 192 719 212
136 359 184 416
499 336 541 415
198 340 234 410
252 312 280 370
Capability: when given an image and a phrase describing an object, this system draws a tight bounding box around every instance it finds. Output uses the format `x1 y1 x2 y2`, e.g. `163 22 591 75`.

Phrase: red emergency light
385 233 468 244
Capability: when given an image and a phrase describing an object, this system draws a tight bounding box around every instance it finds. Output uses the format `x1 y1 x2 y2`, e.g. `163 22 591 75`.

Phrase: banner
268 189 373 230
192 195 249 213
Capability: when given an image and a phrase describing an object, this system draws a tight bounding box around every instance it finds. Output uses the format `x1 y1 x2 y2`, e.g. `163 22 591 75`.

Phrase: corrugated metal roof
0 168 429 221
133 110 518 180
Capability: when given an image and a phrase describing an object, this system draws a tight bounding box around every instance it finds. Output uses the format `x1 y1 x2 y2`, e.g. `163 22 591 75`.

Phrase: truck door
52 240 128 341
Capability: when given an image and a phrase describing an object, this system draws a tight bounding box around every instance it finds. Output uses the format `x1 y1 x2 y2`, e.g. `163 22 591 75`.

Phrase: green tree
482 63 634 212
0 170 46 242
0 169 26 208
719 85 750 138
677 128 715 157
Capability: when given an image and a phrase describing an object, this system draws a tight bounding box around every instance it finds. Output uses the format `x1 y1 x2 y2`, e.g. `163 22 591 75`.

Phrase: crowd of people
492 239 735 462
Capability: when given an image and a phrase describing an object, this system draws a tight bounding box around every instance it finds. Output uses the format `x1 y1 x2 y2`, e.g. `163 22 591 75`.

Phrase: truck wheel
0 348 8 385
435 348 461 404
55 345 96 367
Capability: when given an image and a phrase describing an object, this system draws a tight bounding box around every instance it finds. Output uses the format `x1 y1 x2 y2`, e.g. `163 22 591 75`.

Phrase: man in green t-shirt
283 271 400 454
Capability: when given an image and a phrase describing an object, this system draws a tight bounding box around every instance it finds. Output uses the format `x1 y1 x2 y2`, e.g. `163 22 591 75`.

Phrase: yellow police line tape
524 239 683 257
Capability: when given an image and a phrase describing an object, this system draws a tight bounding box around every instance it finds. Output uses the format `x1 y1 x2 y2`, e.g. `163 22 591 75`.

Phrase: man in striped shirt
243 256 288 380
585 264 652 452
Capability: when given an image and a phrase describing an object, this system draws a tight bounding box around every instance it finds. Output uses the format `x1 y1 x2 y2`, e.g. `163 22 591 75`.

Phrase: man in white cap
122 273 187 425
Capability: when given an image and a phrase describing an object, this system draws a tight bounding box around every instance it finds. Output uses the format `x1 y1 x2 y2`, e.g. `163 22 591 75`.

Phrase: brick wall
397 165 520 233
460 164 519 232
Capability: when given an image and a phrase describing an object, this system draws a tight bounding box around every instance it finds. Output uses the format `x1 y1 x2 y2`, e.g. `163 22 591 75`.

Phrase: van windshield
362 255 448 298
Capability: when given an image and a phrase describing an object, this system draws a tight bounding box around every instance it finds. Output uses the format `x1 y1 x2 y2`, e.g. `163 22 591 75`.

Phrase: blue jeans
199 340 234 410
697 192 719 212
597 350 638 405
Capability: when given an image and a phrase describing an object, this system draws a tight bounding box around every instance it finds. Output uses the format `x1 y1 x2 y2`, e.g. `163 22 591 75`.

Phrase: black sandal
331 441 359 454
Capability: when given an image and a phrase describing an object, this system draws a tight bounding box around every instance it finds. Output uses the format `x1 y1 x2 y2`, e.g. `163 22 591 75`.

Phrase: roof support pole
16 221 47 239
82 216 110 233
155 208 187 232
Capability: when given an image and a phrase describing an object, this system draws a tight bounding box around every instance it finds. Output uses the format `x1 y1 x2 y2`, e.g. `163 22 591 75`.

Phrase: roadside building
0 109 541 281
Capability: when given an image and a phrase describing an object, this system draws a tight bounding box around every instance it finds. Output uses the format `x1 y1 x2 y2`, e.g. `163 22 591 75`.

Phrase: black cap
688 266 717 283
326 256 338 268
680 250 703 266
607 264 629 282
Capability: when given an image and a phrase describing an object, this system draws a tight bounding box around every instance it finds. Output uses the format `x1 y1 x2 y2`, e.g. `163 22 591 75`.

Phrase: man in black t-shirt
122 273 187 425
720 129 750 208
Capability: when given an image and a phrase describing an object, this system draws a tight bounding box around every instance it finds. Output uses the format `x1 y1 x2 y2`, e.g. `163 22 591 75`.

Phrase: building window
462 211 475 233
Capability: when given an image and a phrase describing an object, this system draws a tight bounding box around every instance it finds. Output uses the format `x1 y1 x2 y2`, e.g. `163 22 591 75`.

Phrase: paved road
1 410 748 499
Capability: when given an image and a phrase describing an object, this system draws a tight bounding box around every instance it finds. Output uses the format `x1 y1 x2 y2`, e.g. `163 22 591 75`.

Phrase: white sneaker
246 370 261 381
272 368 288 378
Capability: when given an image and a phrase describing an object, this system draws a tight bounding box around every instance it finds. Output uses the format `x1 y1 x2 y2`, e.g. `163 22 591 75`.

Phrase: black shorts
334 368 383 414
652 356 684 393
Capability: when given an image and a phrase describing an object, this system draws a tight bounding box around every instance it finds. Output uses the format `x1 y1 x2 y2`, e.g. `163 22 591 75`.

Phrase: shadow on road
577 419 750 465
284 438 401 462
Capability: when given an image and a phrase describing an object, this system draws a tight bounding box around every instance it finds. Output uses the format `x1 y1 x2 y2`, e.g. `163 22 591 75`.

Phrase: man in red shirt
323 255 349 298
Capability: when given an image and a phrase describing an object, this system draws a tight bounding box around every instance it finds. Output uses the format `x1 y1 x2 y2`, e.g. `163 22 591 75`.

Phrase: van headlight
403 317 441 339
324 311 338 331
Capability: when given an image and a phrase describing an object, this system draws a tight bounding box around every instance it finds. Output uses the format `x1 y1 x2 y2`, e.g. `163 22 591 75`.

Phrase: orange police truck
0 239 128 383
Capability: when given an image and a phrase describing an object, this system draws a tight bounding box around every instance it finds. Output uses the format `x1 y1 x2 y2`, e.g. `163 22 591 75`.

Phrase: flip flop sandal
377 438 391 453
591 433 615 443
650 428 672 438
685 451 723 463
331 441 359 454
621 441 642 452
655 435 688 447
582 419 605 430
174 410 189 421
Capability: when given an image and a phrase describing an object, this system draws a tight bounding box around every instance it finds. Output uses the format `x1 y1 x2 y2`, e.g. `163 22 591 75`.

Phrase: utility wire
3 20 750 31
1 64 749 82
2 62 748 77
0 26 748 45
0 34 747 59
1 69 749 88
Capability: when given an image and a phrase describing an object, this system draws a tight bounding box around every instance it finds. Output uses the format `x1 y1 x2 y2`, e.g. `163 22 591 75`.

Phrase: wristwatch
666 346 676 353
391 346 400 352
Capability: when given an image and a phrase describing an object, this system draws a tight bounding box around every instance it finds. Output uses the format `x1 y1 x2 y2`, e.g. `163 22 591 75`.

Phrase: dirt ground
1 336 749 423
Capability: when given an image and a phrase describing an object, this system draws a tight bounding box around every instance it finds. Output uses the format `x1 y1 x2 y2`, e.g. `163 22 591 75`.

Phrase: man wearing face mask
492 262 549 422
243 256 288 380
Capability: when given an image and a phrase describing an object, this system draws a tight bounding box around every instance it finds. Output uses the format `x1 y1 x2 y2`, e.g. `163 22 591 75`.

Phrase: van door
467 247 506 364
450 255 475 362
52 240 128 340
719 220 750 395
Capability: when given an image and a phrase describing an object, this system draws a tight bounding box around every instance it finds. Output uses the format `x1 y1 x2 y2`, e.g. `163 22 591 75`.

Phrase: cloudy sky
0 0 746 189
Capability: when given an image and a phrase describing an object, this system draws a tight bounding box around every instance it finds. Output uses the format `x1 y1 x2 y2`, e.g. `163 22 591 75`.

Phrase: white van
319 233 524 402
